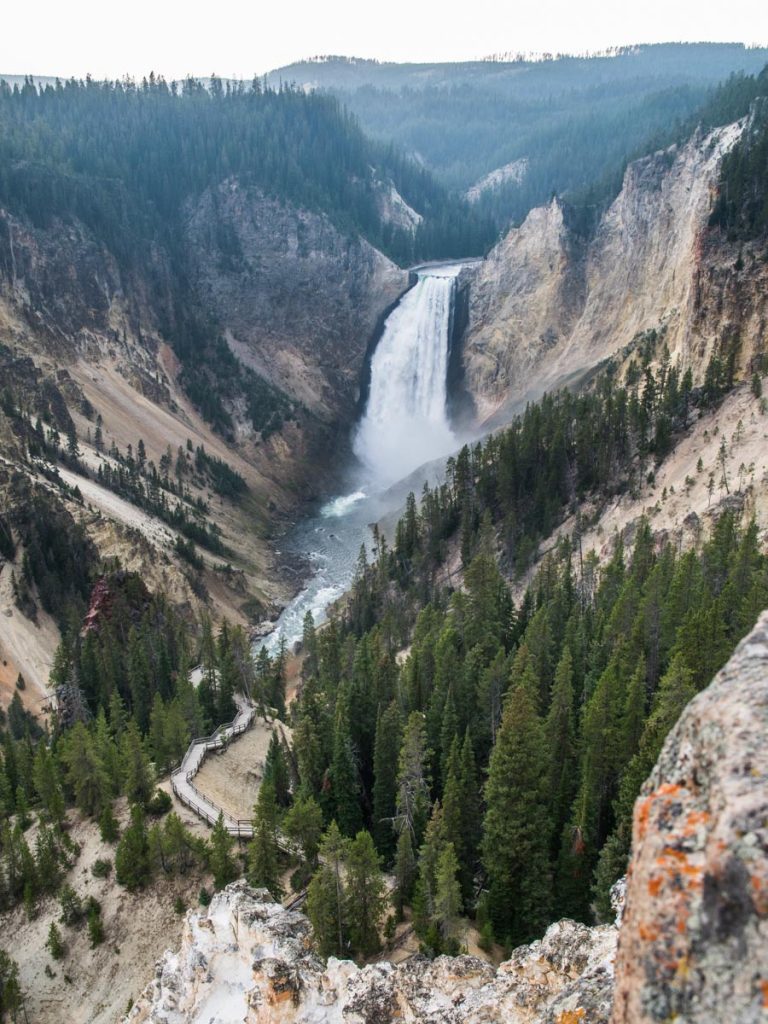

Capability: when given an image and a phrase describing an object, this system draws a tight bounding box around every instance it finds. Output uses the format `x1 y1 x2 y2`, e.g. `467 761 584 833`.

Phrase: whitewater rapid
259 264 463 656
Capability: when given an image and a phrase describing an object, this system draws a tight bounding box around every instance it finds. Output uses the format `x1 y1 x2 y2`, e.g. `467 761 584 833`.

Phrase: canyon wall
462 120 768 425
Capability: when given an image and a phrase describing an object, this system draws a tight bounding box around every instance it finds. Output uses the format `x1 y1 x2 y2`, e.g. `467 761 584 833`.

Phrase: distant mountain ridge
266 43 768 228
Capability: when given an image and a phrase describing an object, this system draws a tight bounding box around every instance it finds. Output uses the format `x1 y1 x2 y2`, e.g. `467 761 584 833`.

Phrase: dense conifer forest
0 75 492 265
2 336 764 977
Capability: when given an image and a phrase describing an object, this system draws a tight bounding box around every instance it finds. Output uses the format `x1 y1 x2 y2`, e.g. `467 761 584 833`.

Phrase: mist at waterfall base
258 266 462 657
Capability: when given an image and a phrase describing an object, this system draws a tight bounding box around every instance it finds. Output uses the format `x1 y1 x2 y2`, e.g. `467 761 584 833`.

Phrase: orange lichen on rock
656 783 683 797
684 810 710 829
555 1010 586 1024
648 876 663 897
638 922 661 942
636 796 653 841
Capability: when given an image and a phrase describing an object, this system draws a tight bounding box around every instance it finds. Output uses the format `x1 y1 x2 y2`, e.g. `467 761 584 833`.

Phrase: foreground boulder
611 610 768 1023
125 881 616 1023
127 611 768 1023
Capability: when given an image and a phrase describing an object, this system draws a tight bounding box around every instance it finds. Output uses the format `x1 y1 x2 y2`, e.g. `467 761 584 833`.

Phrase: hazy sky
2 0 767 79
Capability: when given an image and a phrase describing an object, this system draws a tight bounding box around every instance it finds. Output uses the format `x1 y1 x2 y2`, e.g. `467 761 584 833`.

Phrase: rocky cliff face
462 120 767 424
126 610 768 1023
185 182 408 423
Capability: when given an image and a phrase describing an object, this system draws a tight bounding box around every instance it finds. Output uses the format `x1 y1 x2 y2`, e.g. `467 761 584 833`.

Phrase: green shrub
146 789 172 817
92 859 112 879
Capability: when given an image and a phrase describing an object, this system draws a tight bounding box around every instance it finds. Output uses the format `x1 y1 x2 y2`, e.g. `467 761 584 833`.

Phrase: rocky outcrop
465 159 528 204
462 120 766 424
611 609 768 1024
125 882 618 1024
185 181 408 422
127 610 768 1023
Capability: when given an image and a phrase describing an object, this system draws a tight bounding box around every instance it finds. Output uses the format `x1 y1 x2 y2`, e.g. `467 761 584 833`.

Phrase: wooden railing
170 704 257 838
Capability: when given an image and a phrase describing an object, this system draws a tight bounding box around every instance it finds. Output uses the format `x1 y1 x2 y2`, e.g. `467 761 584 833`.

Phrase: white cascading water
353 265 460 486
259 263 462 655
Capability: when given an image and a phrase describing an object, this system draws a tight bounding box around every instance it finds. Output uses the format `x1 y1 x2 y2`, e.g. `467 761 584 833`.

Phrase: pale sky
2 0 767 80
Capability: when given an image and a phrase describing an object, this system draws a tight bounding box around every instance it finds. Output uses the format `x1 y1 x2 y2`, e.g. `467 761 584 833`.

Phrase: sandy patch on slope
578 381 768 562
55 464 179 549
193 718 292 822
7 800 212 1024
0 560 58 709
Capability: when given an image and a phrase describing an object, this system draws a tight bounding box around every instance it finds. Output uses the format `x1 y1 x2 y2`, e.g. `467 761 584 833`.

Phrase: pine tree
441 730 481 903
413 801 446 940
344 830 386 960
307 822 348 958
175 647 204 736
88 903 105 947
482 682 552 945
371 702 402 861
394 828 416 918
149 694 168 773
99 802 120 844
61 722 110 818
0 949 23 1019
263 732 291 808
93 708 122 796
14 786 31 830
32 742 66 824
58 884 84 926
209 812 237 890
115 805 150 890
329 696 362 837
217 649 238 723
434 842 462 951
545 647 578 853
247 783 283 899
121 722 154 807
46 921 65 960
396 712 431 848
307 864 343 959
282 795 323 867
163 812 201 875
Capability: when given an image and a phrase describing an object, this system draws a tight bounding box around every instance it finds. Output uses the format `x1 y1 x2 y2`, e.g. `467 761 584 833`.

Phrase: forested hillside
269 44 768 230
0 77 492 444
276 354 767 952
0 76 491 266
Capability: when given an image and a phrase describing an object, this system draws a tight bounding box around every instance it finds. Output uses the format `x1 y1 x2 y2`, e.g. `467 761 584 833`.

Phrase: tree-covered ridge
710 67 768 241
569 61 768 237
269 44 768 230
0 76 493 445
0 75 493 265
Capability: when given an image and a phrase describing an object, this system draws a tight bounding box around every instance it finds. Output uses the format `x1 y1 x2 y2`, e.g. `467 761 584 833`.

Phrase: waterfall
354 265 460 486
